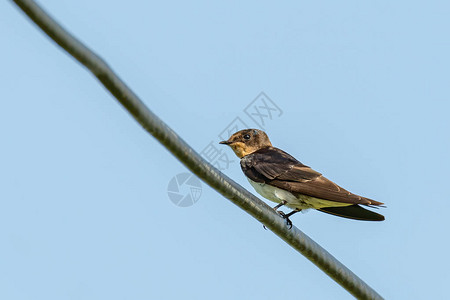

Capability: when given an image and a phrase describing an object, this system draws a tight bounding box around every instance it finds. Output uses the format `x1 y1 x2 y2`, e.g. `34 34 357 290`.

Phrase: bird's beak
219 140 232 145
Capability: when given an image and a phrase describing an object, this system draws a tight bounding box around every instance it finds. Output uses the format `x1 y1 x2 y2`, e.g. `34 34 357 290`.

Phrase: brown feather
241 147 384 206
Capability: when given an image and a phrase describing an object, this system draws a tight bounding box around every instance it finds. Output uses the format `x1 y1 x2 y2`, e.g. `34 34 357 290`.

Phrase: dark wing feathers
318 205 385 221
241 147 318 182
252 163 320 181
241 147 384 206
275 165 322 181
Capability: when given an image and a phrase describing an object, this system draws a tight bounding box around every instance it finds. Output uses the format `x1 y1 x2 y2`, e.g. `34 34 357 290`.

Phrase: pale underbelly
247 178 351 210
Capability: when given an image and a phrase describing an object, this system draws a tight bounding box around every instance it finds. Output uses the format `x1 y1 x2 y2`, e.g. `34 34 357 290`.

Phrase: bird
219 129 384 226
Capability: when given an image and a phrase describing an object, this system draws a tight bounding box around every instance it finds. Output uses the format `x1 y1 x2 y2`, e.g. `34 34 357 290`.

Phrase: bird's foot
277 211 293 229
263 203 300 230
263 201 288 230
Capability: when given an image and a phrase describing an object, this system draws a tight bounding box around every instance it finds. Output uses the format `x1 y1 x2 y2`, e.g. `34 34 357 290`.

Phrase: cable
11 1 383 299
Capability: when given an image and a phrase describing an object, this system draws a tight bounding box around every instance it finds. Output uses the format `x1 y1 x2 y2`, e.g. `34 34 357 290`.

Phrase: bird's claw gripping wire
263 201 301 230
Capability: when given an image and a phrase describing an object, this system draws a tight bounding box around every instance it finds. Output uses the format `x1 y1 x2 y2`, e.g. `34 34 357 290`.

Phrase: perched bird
219 129 384 226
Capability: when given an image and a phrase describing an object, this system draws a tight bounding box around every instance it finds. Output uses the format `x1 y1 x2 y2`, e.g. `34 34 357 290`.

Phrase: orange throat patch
229 142 255 158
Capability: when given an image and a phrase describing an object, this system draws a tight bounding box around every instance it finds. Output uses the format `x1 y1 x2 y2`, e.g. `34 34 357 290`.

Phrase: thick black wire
11 1 383 299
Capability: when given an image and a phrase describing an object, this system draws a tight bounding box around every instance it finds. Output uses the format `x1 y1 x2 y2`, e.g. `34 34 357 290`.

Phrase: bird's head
219 129 272 158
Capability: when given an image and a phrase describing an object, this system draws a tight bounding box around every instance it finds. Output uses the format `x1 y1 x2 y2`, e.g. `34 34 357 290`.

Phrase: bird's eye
243 134 251 140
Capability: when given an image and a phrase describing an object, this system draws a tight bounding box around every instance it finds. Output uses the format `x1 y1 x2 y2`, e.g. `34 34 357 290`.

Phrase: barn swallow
219 129 384 226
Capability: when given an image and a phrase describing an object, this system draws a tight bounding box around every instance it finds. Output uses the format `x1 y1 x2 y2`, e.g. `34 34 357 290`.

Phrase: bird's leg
277 208 301 229
284 209 301 218
272 200 287 211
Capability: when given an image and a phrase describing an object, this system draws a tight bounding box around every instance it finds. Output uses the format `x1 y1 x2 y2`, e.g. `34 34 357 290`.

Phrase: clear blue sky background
1 1 449 299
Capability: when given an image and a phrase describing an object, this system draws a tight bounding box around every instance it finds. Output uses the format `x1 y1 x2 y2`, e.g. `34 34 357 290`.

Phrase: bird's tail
318 205 385 221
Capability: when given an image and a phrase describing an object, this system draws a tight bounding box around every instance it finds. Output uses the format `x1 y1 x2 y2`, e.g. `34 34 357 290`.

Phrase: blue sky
1 1 449 299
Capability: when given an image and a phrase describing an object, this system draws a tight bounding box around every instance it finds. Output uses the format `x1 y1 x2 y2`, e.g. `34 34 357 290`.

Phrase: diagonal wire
10 1 383 299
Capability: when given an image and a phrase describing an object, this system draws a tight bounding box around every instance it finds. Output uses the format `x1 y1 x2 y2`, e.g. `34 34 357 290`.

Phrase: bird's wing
240 147 321 181
241 147 383 206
